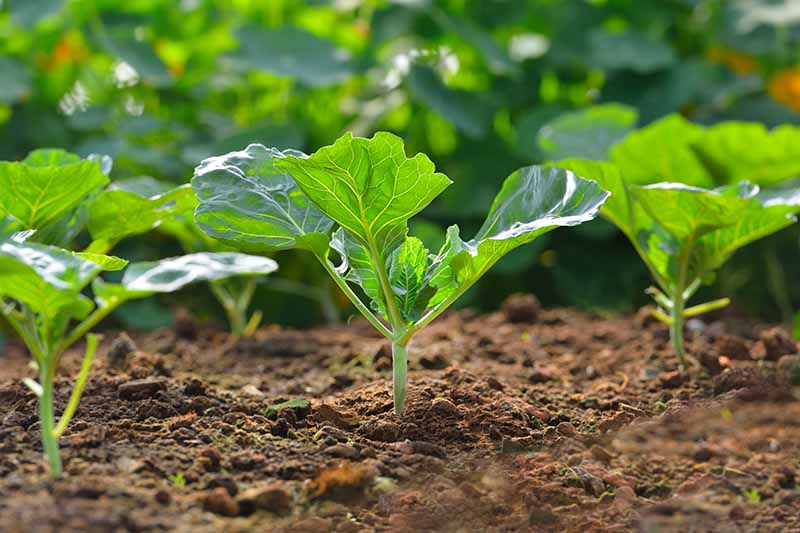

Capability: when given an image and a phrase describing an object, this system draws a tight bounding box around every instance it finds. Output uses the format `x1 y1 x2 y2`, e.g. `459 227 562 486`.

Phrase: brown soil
1 298 800 532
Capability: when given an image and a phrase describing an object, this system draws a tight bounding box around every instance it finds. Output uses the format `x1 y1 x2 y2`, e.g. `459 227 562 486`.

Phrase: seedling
0 227 276 478
0 149 194 253
192 132 609 414
557 159 799 366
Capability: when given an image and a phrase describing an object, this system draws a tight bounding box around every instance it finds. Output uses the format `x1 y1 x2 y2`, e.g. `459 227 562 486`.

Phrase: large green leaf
0 57 32 104
609 114 713 187
692 122 800 186
588 29 676 73
87 184 196 243
557 158 798 293
0 240 124 318
230 25 353 87
192 144 334 255
407 65 495 139
276 132 452 260
537 104 638 161
425 166 608 312
121 252 278 293
0 149 109 230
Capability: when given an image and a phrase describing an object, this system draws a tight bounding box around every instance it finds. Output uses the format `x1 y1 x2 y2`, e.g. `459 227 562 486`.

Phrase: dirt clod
118 378 166 400
776 354 800 388
501 293 540 323
237 483 292 515
753 327 797 361
202 487 239 517
715 335 750 360
107 332 138 368
430 397 461 418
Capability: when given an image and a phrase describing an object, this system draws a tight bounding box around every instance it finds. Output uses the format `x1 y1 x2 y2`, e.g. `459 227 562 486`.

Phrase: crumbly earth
1 297 799 533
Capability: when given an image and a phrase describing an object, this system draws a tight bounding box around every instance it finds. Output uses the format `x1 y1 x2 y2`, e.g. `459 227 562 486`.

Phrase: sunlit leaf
192 144 335 255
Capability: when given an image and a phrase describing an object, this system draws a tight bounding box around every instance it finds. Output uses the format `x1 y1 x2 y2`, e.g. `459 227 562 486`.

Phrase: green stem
683 297 730 319
53 334 99 438
39 363 62 478
210 281 245 336
1 306 46 363
316 254 392 338
670 290 686 367
58 300 120 358
392 340 409 416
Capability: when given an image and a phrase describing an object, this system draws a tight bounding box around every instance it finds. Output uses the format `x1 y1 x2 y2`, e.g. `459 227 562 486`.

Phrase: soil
1 296 800 532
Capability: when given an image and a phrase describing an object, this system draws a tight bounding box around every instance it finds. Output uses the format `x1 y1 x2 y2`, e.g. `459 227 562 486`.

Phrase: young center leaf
192 144 335 255
191 132 610 415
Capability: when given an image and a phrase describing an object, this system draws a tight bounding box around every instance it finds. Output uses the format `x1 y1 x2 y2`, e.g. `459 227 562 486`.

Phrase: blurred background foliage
2 0 800 329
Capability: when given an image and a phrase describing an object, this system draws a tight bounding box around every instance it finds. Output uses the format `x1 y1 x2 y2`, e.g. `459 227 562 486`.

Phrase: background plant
0 237 278 478
2 0 799 327
192 133 609 413
556 159 799 364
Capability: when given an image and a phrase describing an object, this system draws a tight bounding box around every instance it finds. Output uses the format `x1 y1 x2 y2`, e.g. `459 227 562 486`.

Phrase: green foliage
3 1 799 315
193 132 608 413
558 158 798 363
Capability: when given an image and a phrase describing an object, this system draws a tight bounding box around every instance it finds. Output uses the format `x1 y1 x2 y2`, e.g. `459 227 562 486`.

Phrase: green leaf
192 144 335 255
0 240 119 318
588 29 676 73
0 150 109 230
231 25 353 87
557 158 798 295
425 166 609 313
0 57 32 104
609 114 713 187
407 65 495 139
330 227 386 314
122 252 278 293
692 122 800 186
537 104 638 161
87 184 196 243
388 236 429 321
276 132 451 260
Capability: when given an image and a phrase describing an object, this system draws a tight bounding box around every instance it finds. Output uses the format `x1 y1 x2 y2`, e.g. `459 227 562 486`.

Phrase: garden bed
1 298 799 532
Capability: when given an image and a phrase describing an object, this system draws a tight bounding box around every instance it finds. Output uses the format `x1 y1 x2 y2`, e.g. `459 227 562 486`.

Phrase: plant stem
39 363 62 478
210 281 246 336
57 300 119 359
54 334 99 438
315 254 392 338
392 340 409 416
670 292 686 367
683 297 730 319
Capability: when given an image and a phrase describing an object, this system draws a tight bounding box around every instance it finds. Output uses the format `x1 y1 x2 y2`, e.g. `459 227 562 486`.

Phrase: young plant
0 232 276 478
192 132 609 414
0 149 194 253
556 159 799 366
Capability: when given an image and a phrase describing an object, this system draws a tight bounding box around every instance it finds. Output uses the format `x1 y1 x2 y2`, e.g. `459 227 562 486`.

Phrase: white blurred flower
124 94 144 116
113 61 140 88
736 0 800 32
509 33 550 61
58 81 90 115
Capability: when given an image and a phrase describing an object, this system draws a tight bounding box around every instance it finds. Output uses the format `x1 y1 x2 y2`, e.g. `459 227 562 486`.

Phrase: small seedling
171 472 187 488
557 159 798 366
193 132 609 414
0 231 275 478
